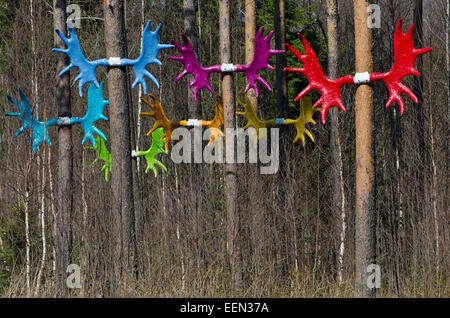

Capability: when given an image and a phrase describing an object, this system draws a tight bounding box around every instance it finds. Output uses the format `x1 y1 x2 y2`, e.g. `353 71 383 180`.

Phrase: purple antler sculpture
169 26 283 100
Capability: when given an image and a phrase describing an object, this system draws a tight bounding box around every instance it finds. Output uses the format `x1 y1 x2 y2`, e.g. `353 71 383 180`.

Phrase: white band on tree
220 63 236 72
354 72 371 85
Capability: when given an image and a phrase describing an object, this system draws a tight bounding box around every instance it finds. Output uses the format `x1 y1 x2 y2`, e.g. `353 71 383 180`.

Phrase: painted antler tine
256 75 271 91
147 124 160 136
294 84 313 102
141 96 155 110
175 70 188 82
415 47 432 56
265 30 274 41
181 34 192 48
155 22 162 34
54 29 69 45
298 34 315 55
148 93 161 107
170 38 183 51
169 56 183 61
284 43 304 61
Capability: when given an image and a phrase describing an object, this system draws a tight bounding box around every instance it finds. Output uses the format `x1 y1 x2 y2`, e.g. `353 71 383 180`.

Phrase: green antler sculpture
135 125 168 177
86 136 112 182
86 125 168 180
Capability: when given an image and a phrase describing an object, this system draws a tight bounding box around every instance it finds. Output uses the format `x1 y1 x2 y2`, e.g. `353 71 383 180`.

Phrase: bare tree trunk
135 0 145 248
447 0 450 147
35 146 47 297
184 0 205 282
54 0 73 296
326 0 347 286
24 163 31 298
220 0 242 292
274 0 288 118
413 0 426 212
427 41 440 295
30 0 47 297
354 0 376 298
47 147 57 276
103 0 137 295
81 149 88 296
245 0 263 277
274 0 291 280
245 0 257 108
174 165 186 293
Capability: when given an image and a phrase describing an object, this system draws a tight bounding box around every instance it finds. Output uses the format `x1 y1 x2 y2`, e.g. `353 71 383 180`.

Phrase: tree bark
184 0 205 282
103 0 137 294
413 0 426 218
219 0 242 291
326 0 347 286
53 0 73 296
354 0 376 298
274 0 290 280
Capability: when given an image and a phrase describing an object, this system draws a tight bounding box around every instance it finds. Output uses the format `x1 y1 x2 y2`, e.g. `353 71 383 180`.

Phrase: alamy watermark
367 4 381 29
170 127 279 175
66 264 81 289
367 264 381 289
66 4 81 29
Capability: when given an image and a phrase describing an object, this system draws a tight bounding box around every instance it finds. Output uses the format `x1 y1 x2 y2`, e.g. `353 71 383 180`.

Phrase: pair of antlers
285 19 432 123
87 126 168 180
6 83 109 153
237 93 318 146
169 26 284 100
140 95 224 151
53 21 173 97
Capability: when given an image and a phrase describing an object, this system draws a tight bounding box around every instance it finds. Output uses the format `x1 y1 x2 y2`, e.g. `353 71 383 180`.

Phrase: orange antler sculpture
140 95 224 151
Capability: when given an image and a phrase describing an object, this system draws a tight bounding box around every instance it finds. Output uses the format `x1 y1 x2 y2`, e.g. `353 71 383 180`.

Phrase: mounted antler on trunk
169 27 283 100
370 19 432 114
284 19 431 123
284 34 353 124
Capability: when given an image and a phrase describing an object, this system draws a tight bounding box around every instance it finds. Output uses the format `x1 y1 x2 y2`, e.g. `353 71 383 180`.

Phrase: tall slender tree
326 0 346 285
53 0 73 296
412 0 425 216
274 0 291 280
354 0 376 298
220 0 242 291
183 0 205 281
103 0 137 293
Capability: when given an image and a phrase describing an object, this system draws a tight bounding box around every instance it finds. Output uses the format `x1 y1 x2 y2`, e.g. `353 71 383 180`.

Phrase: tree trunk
274 0 292 280
219 0 242 292
103 0 137 294
24 162 31 298
326 0 347 286
135 0 145 249
245 0 263 278
413 0 426 224
354 0 376 298
53 0 73 296
447 0 450 148
184 0 205 283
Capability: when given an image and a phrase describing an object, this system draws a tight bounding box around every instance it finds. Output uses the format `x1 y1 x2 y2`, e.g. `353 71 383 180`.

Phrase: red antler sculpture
285 36 354 124
370 19 432 114
285 19 432 123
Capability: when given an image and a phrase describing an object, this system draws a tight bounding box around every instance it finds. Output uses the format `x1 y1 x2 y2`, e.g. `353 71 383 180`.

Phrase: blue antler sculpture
6 83 109 153
53 21 173 97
